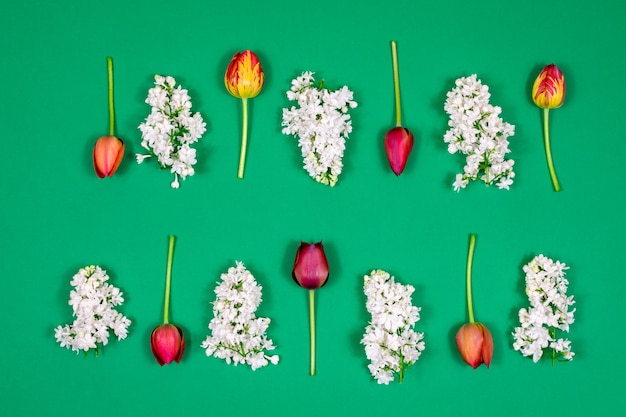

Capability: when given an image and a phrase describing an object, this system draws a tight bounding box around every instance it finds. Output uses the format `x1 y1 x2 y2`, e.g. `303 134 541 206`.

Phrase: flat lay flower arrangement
60 48 578 380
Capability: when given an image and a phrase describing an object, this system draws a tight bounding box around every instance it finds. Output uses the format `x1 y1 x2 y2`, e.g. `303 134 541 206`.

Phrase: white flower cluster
443 74 516 191
281 71 357 187
201 262 279 370
137 75 206 188
361 270 425 384
55 265 131 355
512 255 576 363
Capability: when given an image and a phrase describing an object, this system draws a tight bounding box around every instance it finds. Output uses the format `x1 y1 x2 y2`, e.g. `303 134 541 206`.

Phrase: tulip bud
93 135 124 178
455 322 493 369
292 241 330 290
224 50 264 99
151 323 185 366
384 126 414 176
532 64 565 109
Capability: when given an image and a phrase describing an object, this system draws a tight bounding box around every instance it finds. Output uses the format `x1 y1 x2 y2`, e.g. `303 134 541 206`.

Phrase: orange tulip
532 64 565 192
456 322 493 369
93 135 124 178
93 57 124 178
456 234 494 369
225 50 264 179
532 64 565 109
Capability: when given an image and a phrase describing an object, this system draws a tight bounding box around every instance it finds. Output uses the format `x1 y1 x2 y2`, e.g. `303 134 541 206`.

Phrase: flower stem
466 234 477 323
543 108 561 192
550 326 556 366
390 40 402 127
106 57 115 137
237 98 249 179
309 289 316 376
163 235 176 324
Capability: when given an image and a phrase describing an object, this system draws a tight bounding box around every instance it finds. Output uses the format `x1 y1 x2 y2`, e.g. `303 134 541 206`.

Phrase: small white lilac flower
281 71 357 187
138 75 207 188
443 74 515 191
201 262 279 370
512 255 575 364
55 265 131 355
361 269 425 384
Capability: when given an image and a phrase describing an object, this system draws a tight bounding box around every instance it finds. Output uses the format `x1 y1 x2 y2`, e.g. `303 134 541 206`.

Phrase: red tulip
151 323 185 366
384 126 414 175
292 241 330 376
292 241 329 289
384 41 414 176
456 322 493 369
152 235 185 366
93 135 124 178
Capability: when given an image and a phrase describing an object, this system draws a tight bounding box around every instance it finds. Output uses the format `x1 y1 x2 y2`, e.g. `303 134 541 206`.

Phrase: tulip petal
478 323 494 367
532 64 565 109
384 126 414 175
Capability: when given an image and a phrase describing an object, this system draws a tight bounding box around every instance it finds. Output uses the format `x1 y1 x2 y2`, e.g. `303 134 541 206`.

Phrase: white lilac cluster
443 74 516 191
281 71 357 187
201 262 279 370
512 255 576 363
54 265 131 355
137 75 206 189
361 270 425 384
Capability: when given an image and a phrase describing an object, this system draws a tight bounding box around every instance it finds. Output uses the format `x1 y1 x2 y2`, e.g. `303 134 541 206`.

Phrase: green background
1 0 624 415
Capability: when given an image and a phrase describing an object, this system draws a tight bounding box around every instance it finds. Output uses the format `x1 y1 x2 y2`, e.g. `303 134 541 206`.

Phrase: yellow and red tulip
151 323 185 366
384 41 414 176
532 64 565 109
93 57 124 178
225 50 264 99
151 235 185 366
292 241 330 376
456 322 493 369
532 64 566 192
224 50 264 179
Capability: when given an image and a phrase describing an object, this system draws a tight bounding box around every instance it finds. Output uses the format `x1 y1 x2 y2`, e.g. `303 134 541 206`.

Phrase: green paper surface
1 0 625 415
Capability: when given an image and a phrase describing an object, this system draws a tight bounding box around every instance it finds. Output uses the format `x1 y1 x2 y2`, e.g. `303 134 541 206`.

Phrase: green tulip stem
391 40 402 127
106 57 115 137
163 235 176 324
466 234 477 324
543 108 561 192
309 289 316 376
550 327 557 366
237 98 249 179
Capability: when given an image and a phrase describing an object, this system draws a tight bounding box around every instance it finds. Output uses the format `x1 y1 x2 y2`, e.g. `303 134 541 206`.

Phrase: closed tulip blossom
151 235 185 366
151 323 184 366
224 50 264 179
292 241 329 376
384 41 414 175
93 57 124 178
532 64 566 191
455 234 493 369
